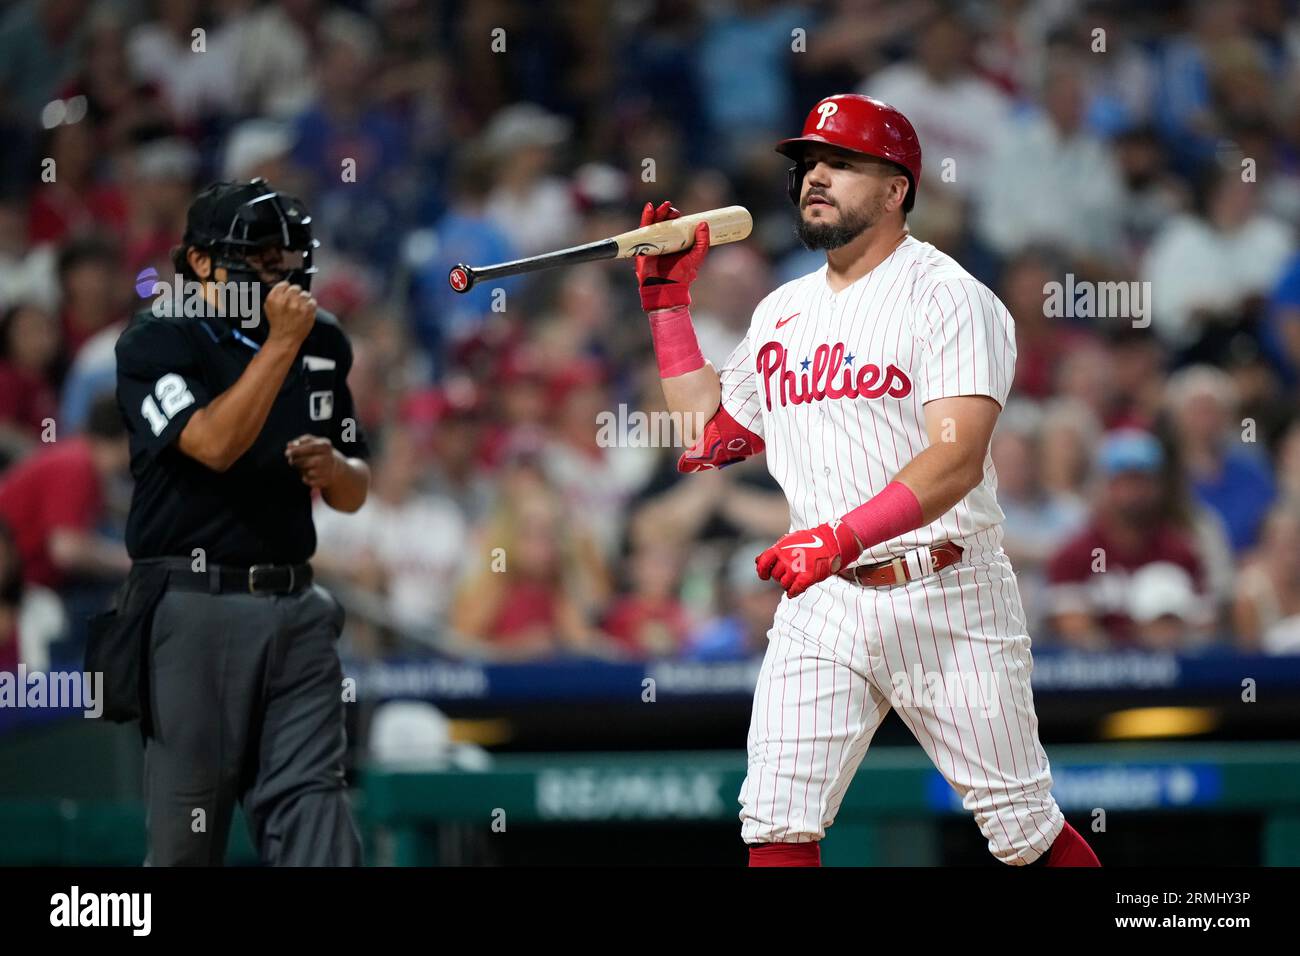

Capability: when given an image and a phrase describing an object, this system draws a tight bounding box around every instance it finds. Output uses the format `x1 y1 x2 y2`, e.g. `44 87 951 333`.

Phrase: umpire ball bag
83 562 172 733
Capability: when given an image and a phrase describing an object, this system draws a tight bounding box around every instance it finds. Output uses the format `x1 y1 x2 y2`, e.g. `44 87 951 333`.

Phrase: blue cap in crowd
1098 429 1164 476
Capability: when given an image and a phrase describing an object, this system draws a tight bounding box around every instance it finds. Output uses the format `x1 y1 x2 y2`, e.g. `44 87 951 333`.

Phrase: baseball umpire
94 178 370 866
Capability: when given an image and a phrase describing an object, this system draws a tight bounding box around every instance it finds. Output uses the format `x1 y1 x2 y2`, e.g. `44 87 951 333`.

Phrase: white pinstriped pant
738 544 1065 864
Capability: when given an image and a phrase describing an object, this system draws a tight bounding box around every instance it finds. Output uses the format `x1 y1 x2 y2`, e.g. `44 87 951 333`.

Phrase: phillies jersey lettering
753 340 913 409
716 235 1017 566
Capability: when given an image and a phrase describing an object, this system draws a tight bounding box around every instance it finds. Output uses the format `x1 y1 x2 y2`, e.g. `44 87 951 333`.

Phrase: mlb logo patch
309 390 334 421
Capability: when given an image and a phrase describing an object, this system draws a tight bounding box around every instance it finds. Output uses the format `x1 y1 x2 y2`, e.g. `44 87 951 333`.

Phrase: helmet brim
775 134 855 160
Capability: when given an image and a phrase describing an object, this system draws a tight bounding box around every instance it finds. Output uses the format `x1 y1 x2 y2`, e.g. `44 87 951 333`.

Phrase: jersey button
823 466 831 476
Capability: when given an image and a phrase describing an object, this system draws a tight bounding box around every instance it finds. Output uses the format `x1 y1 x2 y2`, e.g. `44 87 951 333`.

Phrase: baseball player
632 94 1100 867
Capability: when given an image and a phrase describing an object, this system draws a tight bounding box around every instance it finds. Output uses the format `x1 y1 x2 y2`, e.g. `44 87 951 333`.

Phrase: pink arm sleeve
648 305 706 378
841 480 925 551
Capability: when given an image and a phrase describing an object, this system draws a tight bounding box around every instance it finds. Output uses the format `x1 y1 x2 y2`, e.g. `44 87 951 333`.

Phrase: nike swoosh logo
780 534 823 550
775 312 800 329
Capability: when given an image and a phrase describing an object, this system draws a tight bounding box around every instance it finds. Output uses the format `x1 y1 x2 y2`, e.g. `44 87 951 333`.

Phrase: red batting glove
756 520 863 598
635 201 710 312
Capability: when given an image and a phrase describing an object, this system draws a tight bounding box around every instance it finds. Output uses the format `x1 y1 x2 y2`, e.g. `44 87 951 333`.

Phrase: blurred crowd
3 0 1300 671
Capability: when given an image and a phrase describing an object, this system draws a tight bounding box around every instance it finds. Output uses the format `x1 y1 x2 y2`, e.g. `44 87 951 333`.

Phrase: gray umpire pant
143 582 361 866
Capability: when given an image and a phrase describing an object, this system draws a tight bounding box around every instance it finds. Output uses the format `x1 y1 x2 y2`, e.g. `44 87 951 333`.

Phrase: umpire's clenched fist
285 434 340 489
264 281 316 346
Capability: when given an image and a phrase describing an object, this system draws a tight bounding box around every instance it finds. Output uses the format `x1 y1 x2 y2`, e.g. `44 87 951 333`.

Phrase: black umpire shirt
115 305 370 566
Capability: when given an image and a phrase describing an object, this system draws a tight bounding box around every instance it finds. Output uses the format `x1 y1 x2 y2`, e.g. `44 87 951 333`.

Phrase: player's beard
795 194 885 250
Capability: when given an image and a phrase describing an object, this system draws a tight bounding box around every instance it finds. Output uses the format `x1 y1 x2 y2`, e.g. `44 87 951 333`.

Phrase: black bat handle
448 263 477 293
447 238 619 294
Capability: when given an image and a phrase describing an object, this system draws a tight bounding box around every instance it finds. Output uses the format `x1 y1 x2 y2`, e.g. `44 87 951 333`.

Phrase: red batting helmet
776 94 922 212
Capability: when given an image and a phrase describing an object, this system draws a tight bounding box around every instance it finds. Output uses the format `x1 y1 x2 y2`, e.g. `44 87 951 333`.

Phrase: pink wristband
842 481 925 551
647 305 706 378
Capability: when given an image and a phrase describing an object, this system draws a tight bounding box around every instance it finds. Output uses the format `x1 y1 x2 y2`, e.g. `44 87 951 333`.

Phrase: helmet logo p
815 101 839 130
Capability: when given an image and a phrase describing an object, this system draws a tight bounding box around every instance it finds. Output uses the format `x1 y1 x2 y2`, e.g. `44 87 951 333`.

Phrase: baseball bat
447 205 752 293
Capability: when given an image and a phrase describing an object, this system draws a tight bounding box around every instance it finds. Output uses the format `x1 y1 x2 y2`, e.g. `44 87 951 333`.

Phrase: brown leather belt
837 541 964 587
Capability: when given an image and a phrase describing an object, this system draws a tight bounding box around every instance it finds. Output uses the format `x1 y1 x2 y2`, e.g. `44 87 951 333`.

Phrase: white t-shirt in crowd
1141 214 1294 346
859 64 1012 200
313 493 468 632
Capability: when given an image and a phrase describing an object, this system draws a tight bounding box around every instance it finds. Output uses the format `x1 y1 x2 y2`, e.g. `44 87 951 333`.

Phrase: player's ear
186 246 213 282
887 175 909 213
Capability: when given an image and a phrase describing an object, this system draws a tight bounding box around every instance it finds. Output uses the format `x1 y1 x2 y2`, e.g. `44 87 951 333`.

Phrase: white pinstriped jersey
718 235 1017 567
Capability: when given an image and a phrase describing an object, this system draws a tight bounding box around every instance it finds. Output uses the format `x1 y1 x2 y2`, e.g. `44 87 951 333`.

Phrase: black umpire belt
142 557 314 595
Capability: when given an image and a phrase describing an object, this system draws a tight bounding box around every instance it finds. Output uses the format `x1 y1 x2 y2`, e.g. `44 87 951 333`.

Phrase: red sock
749 842 821 867
1045 821 1101 867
